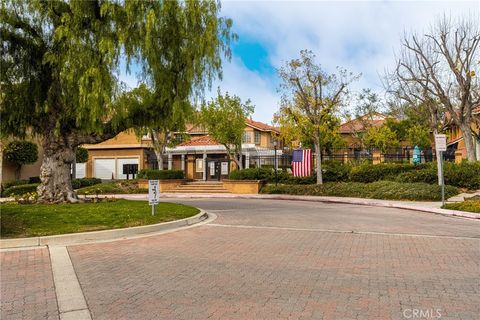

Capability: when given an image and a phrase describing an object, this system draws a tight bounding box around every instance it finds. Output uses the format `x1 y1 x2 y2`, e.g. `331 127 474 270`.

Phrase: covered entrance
206 157 230 181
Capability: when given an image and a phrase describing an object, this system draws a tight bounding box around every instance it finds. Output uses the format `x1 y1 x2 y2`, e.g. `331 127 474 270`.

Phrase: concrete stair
168 181 231 194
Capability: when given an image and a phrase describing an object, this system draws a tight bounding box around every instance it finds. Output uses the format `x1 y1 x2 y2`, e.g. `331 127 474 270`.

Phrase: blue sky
121 0 479 124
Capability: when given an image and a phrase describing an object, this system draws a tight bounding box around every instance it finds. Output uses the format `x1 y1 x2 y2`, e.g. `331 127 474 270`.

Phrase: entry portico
165 135 283 181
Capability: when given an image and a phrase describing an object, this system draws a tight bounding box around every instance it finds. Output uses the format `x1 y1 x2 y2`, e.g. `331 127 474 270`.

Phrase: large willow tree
1 0 233 203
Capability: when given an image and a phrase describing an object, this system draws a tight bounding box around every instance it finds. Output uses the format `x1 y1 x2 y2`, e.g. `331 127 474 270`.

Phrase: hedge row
2 184 39 197
396 161 480 189
77 181 148 195
261 181 458 201
137 169 184 180
71 178 102 189
230 161 480 190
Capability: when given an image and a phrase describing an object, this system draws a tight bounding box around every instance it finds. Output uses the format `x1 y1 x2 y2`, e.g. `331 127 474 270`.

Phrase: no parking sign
148 180 160 215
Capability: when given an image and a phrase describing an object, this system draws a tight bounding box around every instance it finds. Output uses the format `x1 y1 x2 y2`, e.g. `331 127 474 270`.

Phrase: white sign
434 134 447 152
148 180 160 205
221 162 228 175
209 162 215 176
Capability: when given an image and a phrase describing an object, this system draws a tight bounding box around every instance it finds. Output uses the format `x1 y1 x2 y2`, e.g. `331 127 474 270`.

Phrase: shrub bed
77 180 147 195
260 181 458 201
71 177 102 189
2 179 30 189
137 169 184 180
442 200 480 213
2 183 39 197
396 161 480 189
349 163 427 183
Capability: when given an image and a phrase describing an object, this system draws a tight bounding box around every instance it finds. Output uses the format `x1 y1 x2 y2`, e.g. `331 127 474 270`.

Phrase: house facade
80 119 280 181
164 119 281 180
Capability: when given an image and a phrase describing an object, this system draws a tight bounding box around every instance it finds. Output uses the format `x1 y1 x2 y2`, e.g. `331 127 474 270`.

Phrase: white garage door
116 158 139 180
75 163 86 178
94 158 116 180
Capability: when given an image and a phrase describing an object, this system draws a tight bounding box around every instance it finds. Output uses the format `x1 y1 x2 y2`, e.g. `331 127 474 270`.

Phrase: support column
181 154 185 171
245 152 250 169
203 152 207 181
168 153 172 170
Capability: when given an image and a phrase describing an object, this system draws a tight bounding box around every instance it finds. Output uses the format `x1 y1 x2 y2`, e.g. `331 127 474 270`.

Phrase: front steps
168 181 231 194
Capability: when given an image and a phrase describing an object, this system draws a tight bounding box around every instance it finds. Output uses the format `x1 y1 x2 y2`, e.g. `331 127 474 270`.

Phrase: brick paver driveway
2 199 480 320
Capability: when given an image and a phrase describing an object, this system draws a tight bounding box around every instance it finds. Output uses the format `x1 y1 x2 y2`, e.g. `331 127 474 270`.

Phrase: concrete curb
0 210 208 249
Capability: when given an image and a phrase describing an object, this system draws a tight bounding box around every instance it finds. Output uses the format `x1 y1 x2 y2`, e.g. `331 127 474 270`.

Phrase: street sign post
148 180 160 215
434 134 447 206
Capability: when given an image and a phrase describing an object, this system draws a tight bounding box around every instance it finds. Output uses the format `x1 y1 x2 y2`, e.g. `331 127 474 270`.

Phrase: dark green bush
2 179 29 189
322 160 351 182
229 168 273 180
261 181 458 201
396 170 437 184
396 161 480 189
443 161 480 190
28 176 41 184
77 181 147 195
349 163 427 183
71 178 102 189
2 183 39 197
137 169 184 180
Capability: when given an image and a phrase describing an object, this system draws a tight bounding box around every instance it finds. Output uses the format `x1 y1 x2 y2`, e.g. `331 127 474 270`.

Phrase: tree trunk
314 141 323 184
37 135 78 203
459 123 477 161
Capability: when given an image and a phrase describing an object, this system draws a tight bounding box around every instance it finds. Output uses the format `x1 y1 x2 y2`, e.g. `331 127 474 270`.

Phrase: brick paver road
2 199 479 320
1 248 59 320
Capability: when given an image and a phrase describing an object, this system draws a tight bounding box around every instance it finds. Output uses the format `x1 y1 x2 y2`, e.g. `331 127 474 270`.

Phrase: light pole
273 139 278 186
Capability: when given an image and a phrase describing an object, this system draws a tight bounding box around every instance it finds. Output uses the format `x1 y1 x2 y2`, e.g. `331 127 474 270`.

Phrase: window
254 131 261 144
242 131 251 143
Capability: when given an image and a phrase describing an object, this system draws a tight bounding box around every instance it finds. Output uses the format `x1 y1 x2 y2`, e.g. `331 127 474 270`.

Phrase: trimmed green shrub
28 176 41 184
396 161 480 189
2 179 29 189
261 181 458 201
137 169 184 180
322 160 351 182
229 168 273 181
349 163 427 183
4 141 38 179
2 183 39 197
396 170 437 184
77 181 147 195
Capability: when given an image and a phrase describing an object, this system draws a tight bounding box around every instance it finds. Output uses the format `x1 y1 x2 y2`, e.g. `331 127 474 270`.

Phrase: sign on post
434 134 447 152
148 180 160 215
434 134 447 205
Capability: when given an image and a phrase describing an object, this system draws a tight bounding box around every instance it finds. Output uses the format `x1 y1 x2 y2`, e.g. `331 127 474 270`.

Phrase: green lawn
0 199 199 238
442 200 480 213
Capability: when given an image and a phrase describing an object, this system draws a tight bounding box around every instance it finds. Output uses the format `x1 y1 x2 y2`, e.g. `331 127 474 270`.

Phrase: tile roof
339 119 385 133
177 135 221 147
245 119 279 133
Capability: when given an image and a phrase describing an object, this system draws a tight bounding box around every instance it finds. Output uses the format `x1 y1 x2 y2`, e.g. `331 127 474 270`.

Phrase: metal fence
246 147 454 170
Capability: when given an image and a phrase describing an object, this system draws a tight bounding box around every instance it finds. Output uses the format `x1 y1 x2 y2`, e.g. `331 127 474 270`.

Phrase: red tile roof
245 119 279 133
177 135 221 147
339 119 385 134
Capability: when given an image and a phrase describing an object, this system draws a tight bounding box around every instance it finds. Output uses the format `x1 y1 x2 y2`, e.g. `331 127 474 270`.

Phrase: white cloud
212 0 479 122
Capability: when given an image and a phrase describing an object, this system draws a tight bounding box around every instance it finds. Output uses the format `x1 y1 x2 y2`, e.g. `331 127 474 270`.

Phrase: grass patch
442 200 480 213
0 199 199 238
261 181 458 201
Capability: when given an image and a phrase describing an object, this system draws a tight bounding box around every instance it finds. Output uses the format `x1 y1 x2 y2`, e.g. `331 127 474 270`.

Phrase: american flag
291 149 312 177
